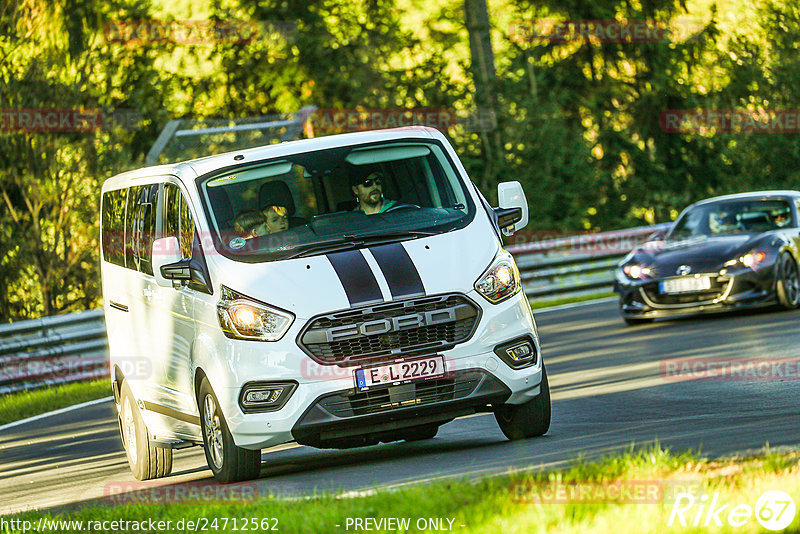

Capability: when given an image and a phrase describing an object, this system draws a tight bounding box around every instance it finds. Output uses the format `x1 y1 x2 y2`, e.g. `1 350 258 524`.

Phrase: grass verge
0 379 110 426
530 291 616 310
6 445 799 533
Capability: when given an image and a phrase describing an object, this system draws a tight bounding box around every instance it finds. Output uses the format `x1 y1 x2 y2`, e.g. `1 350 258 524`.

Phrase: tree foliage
2 0 800 320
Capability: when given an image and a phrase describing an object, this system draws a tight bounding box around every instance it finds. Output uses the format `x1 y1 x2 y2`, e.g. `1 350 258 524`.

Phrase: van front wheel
119 381 172 480
494 365 551 440
199 378 261 483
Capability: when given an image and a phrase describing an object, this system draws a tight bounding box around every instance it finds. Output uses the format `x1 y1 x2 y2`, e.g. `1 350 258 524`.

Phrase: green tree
0 0 172 321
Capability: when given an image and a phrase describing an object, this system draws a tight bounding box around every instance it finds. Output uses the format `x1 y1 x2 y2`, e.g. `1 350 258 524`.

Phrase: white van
100 126 549 483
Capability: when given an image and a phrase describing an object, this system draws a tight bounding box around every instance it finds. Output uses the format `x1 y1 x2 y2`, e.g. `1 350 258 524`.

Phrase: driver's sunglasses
359 177 383 188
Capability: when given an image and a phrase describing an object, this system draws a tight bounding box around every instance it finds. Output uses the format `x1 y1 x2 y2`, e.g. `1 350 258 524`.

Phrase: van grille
297 294 480 366
316 371 485 417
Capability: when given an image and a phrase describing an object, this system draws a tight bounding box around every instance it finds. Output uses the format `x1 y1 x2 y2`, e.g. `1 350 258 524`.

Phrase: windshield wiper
283 236 365 259
356 229 439 241
283 231 439 260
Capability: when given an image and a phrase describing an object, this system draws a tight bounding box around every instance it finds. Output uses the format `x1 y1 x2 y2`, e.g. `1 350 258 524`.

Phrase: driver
351 171 397 214
773 211 791 227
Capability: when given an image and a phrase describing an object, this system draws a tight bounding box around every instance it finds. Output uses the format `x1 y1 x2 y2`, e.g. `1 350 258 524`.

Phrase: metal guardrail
508 223 671 301
0 223 670 393
0 309 108 395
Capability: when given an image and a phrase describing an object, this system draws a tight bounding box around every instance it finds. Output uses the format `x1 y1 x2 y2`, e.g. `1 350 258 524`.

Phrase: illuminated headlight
723 251 766 269
217 286 294 341
623 263 653 280
475 249 521 304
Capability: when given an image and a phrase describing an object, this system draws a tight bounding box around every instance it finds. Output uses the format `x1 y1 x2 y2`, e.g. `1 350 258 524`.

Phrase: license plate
659 276 711 294
355 356 445 389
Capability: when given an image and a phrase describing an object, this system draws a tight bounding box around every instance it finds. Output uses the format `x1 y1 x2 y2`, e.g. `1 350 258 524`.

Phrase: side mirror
647 230 666 241
152 237 183 288
496 181 529 236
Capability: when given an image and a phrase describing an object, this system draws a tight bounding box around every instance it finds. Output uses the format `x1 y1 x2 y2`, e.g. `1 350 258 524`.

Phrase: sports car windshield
197 139 474 262
668 199 793 240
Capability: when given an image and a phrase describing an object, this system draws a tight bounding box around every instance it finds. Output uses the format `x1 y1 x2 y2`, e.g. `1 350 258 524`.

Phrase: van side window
128 184 159 275
101 188 127 267
163 183 195 260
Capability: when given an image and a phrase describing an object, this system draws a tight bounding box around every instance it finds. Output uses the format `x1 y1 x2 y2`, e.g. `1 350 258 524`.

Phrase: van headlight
217 286 294 341
475 249 521 304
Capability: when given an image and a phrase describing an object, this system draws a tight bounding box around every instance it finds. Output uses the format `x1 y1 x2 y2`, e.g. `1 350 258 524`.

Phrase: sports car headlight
475 249 521 304
217 286 294 341
622 263 653 280
723 251 766 269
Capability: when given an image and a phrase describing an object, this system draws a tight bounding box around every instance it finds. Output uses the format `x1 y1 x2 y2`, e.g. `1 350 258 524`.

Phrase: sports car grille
298 294 480 365
641 276 731 307
315 371 485 417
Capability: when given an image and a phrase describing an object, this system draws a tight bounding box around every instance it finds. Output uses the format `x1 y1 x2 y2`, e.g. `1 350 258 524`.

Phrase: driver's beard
362 192 383 209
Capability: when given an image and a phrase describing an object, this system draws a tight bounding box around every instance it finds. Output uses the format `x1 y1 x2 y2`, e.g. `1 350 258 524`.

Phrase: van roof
102 126 440 191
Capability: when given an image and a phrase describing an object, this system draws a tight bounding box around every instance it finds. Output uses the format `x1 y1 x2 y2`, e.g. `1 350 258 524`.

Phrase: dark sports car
615 191 800 325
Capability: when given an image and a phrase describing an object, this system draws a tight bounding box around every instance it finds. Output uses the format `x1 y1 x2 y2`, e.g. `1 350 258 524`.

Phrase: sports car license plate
660 276 711 294
355 356 445 389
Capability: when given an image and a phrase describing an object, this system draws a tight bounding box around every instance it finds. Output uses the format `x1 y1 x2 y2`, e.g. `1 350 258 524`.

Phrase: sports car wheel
776 252 800 309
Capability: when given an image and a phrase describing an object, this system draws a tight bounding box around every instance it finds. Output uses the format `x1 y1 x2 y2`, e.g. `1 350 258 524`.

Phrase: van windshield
197 139 475 262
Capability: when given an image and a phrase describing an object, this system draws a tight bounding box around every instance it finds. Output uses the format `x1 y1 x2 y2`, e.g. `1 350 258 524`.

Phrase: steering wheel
385 203 420 212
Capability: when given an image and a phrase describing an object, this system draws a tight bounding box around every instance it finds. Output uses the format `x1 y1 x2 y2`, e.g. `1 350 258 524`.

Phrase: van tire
494 364 551 440
199 378 261 483
119 381 173 480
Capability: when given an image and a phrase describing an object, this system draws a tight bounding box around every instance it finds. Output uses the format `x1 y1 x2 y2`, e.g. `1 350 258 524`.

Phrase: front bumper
201 290 544 449
291 369 511 448
616 264 778 319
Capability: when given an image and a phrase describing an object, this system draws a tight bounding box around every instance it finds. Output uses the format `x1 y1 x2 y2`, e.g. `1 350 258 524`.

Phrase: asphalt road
2 299 799 516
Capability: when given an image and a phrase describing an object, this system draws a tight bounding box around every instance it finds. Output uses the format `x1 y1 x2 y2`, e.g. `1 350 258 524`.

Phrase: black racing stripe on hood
326 250 383 306
369 243 426 299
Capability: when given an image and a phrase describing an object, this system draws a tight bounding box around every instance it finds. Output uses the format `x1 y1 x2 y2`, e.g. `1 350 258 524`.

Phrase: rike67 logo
668 490 796 531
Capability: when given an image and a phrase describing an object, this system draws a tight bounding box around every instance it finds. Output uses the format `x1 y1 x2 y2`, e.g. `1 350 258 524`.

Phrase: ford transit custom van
100 126 549 482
